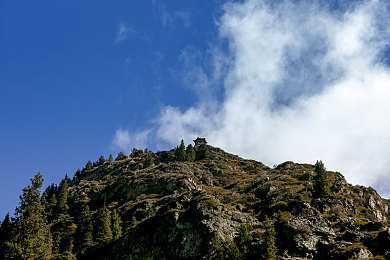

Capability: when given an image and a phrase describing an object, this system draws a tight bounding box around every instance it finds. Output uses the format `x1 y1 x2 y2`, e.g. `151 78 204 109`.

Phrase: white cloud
112 128 151 153
115 23 134 44
116 0 390 196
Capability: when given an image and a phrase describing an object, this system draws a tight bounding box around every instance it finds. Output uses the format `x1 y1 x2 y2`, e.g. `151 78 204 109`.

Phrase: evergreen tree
7 172 52 259
108 154 113 162
174 139 186 161
0 213 11 259
74 204 94 255
52 214 76 256
94 209 112 245
261 217 277 260
186 144 196 162
98 155 105 164
313 160 329 198
111 209 122 240
130 148 142 158
51 179 76 256
57 179 69 214
143 150 154 168
196 145 210 160
74 168 82 180
235 224 253 257
85 160 92 171
115 151 127 161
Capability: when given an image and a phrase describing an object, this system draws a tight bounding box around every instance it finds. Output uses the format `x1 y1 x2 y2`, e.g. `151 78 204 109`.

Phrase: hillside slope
2 144 390 259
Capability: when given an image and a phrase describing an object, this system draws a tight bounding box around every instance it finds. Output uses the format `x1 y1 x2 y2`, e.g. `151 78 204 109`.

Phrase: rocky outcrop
66 146 390 259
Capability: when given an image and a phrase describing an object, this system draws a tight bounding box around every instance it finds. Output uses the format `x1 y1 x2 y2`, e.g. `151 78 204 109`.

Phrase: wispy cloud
151 1 191 29
115 23 134 44
112 128 151 153
115 0 390 196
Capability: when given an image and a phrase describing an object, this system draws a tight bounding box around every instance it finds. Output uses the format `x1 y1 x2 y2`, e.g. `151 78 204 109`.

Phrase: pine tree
7 172 52 259
95 209 112 245
74 204 93 255
98 155 105 164
108 154 113 162
85 160 92 171
186 144 196 162
196 145 210 160
111 209 122 240
0 213 11 259
174 139 186 161
235 224 253 257
143 150 154 168
57 179 69 214
115 151 127 161
51 179 76 256
261 217 277 260
313 160 329 198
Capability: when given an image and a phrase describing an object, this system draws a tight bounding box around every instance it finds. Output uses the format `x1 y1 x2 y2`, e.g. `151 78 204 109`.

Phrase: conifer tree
108 154 113 162
111 209 122 240
7 172 52 259
74 204 93 255
196 145 210 160
186 144 196 162
51 179 76 256
313 160 329 198
115 151 127 161
235 224 253 257
95 208 112 245
85 160 92 171
143 150 154 168
0 213 11 259
262 217 277 260
98 155 105 164
174 139 186 161
57 179 69 214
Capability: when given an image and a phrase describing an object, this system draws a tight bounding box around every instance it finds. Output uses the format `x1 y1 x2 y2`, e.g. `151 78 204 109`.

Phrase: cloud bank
114 0 390 196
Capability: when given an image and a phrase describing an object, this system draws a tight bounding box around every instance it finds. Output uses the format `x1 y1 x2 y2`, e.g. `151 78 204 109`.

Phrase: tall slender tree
74 204 94 255
0 213 11 259
95 208 112 245
186 144 196 162
175 139 186 161
262 217 277 260
313 160 329 198
111 209 122 240
7 172 52 259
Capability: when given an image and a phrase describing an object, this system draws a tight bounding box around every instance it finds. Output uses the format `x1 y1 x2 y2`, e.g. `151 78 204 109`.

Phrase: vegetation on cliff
0 140 390 259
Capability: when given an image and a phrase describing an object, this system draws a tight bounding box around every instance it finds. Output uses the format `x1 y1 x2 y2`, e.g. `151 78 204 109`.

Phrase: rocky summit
2 144 390 259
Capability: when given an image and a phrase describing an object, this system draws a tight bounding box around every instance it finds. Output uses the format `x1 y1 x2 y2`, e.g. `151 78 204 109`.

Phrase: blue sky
1 0 390 219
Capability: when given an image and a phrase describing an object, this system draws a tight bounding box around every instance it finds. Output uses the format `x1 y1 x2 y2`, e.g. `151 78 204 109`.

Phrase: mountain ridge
1 143 390 259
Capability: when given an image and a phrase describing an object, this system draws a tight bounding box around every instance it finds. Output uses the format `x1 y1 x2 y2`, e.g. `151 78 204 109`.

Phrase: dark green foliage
130 148 143 158
74 169 82 180
143 149 154 168
98 155 105 164
0 213 11 259
213 238 242 260
74 204 94 255
57 179 69 214
175 139 186 161
262 217 278 260
196 145 210 160
186 144 196 162
111 209 122 240
115 151 128 161
94 209 112 245
85 160 93 171
52 213 76 255
7 172 52 259
313 160 329 198
235 224 253 257
108 154 113 162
